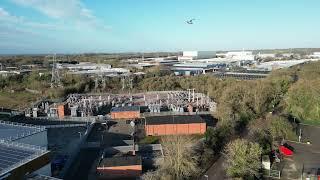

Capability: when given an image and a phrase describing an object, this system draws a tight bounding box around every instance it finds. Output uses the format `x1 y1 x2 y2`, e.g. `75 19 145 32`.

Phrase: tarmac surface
281 124 320 179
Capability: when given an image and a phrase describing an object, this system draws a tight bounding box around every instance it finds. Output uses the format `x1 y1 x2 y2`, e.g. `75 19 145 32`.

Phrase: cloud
11 0 111 30
0 7 68 32
0 7 22 22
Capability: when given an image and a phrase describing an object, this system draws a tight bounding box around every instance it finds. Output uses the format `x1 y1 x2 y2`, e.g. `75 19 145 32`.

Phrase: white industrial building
178 51 216 61
309 52 320 58
254 59 320 71
225 51 255 61
60 62 130 76
172 62 226 76
257 53 276 59
58 62 112 71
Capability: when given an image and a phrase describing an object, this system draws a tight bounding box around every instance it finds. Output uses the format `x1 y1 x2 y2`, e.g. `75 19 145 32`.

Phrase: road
204 155 228 180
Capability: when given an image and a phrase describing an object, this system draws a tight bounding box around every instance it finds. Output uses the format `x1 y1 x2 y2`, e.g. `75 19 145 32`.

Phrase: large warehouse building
0 121 50 180
178 51 216 61
145 115 206 136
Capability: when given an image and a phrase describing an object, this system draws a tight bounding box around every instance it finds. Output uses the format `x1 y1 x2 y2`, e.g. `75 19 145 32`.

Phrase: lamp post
78 132 82 139
204 174 209 180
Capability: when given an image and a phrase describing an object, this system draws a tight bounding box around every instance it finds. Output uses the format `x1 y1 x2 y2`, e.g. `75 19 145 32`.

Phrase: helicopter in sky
186 18 196 24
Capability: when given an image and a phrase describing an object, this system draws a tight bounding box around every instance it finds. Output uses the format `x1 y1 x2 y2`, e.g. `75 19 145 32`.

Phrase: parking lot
281 124 320 179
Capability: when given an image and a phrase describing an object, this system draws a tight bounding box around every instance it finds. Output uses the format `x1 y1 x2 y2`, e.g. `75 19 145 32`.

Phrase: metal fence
263 169 281 179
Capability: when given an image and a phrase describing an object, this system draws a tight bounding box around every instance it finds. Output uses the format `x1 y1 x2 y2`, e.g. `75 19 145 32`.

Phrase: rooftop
98 156 142 167
111 106 140 112
0 121 46 142
0 141 48 177
146 115 205 125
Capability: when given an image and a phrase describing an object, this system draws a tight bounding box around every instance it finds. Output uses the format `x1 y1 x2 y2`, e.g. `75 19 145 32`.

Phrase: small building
48 103 69 119
110 106 141 119
97 156 142 179
145 115 206 136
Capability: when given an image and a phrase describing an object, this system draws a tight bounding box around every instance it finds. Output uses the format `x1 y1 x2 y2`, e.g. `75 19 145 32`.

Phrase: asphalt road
204 156 228 180
282 124 320 179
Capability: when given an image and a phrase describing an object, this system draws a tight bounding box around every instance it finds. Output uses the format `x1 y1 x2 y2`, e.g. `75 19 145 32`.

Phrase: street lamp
204 174 209 180
78 132 82 139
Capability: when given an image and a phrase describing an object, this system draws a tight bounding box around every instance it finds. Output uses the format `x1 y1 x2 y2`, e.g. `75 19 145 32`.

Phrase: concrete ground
281 124 320 179
47 127 87 157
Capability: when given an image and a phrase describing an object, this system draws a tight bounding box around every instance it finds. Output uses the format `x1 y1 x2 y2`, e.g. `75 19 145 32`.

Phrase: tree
285 79 320 124
268 115 296 141
157 135 199 180
225 139 262 179
204 125 232 153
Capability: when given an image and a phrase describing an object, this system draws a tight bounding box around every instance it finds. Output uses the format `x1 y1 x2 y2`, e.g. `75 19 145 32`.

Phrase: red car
279 143 294 156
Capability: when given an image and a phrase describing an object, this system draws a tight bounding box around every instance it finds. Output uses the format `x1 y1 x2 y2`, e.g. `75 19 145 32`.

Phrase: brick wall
97 165 142 179
111 111 140 119
57 105 65 119
145 123 206 136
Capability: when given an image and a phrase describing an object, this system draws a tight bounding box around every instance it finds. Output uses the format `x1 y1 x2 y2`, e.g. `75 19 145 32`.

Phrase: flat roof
146 115 205 125
0 141 48 177
98 156 141 167
0 121 45 141
111 106 140 112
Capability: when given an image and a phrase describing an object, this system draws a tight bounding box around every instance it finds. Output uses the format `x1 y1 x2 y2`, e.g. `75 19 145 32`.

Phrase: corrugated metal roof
146 115 205 125
111 106 140 112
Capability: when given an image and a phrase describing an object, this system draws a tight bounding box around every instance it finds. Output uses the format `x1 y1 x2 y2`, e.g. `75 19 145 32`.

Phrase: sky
0 0 320 54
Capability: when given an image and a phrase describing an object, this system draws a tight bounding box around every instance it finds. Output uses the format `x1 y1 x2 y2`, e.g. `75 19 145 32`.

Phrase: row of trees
138 62 320 179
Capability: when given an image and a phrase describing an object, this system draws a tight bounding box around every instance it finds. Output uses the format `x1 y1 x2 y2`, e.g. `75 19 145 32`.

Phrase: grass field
300 119 320 126
0 91 39 109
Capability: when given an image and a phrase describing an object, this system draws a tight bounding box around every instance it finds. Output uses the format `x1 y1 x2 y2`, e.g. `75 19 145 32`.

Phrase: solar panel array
0 121 45 142
0 141 47 177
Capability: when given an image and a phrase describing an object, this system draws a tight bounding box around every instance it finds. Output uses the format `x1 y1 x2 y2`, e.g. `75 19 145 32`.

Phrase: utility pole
50 54 62 88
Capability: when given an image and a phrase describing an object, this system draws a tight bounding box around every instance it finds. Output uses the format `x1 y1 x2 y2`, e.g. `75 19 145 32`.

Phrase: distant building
145 115 206 136
110 106 141 119
60 62 130 77
309 52 320 58
97 156 142 179
282 53 294 57
257 53 276 59
172 62 225 76
225 51 255 61
59 62 111 71
178 51 216 61
254 59 316 71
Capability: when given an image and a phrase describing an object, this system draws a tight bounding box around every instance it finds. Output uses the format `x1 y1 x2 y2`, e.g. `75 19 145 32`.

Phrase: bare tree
157 135 199 180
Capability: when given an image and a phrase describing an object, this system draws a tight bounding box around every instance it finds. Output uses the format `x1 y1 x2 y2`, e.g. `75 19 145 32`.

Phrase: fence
263 169 281 179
